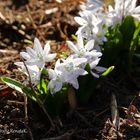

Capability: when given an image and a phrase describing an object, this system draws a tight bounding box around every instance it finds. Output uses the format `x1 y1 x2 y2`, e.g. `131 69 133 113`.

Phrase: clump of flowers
0 33 105 120
15 35 103 94
76 0 140 44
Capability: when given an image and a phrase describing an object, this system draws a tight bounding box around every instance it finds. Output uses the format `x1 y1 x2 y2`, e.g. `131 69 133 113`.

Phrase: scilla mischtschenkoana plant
0 37 108 126
77 0 140 72
1 0 140 126
69 0 140 103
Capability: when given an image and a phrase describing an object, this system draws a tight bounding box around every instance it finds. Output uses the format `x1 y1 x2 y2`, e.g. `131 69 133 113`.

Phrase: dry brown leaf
111 93 120 130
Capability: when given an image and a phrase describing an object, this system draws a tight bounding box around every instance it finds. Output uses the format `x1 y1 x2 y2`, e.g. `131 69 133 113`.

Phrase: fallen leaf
0 87 13 97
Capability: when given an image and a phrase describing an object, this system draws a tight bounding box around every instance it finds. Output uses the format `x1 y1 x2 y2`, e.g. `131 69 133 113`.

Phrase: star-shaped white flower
48 57 88 94
57 57 88 89
80 0 103 13
107 0 140 25
89 58 106 78
20 38 56 69
15 62 41 85
74 11 95 40
75 11 107 45
47 60 64 94
67 33 102 68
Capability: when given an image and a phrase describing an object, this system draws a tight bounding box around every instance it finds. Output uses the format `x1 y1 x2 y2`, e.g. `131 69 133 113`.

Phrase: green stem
37 98 55 128
22 60 55 128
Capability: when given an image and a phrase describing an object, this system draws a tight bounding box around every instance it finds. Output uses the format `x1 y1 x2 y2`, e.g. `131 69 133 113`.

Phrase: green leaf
1 77 24 93
101 66 115 77
130 21 140 51
23 39 33 45
77 74 98 104
134 53 140 58
1 77 37 101
41 68 48 76
120 16 135 48
71 34 77 41
37 78 47 95
85 63 91 73
22 87 37 101
45 84 68 117
101 25 123 67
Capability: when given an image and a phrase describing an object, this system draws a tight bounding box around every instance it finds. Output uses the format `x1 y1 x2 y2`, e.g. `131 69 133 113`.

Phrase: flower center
37 53 44 61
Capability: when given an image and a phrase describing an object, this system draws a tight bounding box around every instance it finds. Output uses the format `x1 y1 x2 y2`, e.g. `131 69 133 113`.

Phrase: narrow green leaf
134 53 140 58
1 77 37 101
101 66 115 77
71 34 77 41
1 77 24 93
22 87 37 101
23 39 33 45
37 78 47 95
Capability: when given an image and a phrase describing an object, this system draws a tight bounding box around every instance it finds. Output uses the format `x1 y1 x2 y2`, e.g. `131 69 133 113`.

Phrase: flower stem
67 86 77 110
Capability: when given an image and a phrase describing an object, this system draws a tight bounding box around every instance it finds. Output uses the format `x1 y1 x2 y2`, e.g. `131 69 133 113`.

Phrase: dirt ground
0 0 140 140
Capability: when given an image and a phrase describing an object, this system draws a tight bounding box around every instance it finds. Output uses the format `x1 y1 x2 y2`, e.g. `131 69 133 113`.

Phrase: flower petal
90 58 100 69
90 70 99 78
48 80 62 94
34 38 43 53
67 41 79 54
73 58 87 66
26 47 36 58
74 17 87 25
95 66 106 72
20 52 31 60
45 53 56 62
77 33 84 50
69 78 79 89
85 40 95 51
44 42 50 54
48 69 56 79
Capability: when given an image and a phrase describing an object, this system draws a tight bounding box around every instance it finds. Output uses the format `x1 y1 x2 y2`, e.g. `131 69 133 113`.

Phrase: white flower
20 38 56 69
75 10 107 45
80 0 103 13
47 60 64 94
89 58 106 78
57 57 88 89
92 19 107 45
67 33 95 56
74 11 95 40
48 57 88 94
15 62 41 85
107 0 140 25
67 33 102 67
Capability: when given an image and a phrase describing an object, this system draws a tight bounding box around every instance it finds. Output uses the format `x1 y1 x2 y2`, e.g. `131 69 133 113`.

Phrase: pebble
10 108 21 117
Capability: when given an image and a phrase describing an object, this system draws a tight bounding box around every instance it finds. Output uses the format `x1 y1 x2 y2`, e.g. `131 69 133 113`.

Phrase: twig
41 130 74 140
7 100 24 105
111 93 120 131
24 121 34 140
22 61 34 139
92 107 109 122
75 110 94 128
129 95 137 105
0 12 6 21
26 5 46 42
56 22 68 40
0 56 19 63
24 95 28 122
0 49 18 54
22 59 55 128
67 86 77 110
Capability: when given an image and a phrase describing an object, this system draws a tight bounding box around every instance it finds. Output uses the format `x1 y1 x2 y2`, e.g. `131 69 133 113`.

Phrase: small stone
10 108 21 117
